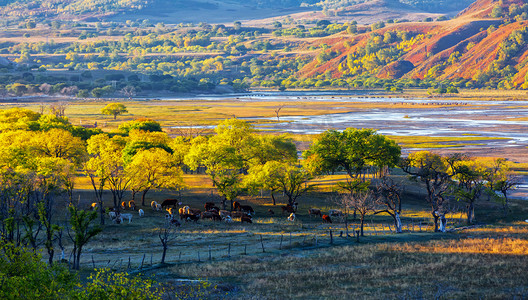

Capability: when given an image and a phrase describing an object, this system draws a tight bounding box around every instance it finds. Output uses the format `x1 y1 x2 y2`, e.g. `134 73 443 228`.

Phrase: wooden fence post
140 254 145 270
228 243 231 258
329 230 333 244
260 235 266 253
280 234 283 250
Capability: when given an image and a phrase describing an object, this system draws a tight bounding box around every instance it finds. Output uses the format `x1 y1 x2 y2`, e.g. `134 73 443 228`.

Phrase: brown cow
281 204 295 214
128 200 136 211
181 213 199 222
204 202 216 211
188 208 201 216
241 215 253 223
201 211 221 221
322 215 332 223
170 218 181 227
308 208 322 217
233 202 254 215
161 199 180 209
121 201 127 210
231 211 251 219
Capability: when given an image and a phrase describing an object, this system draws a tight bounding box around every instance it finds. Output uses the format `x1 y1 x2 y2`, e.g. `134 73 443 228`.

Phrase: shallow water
168 91 528 199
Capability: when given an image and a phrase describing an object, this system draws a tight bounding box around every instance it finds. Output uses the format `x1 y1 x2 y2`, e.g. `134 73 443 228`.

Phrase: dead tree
375 177 404 233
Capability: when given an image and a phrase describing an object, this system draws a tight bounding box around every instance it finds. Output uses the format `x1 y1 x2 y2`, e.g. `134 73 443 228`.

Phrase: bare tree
49 101 68 117
375 177 404 233
158 222 178 264
61 86 78 96
400 152 462 231
39 83 52 95
274 104 284 122
343 191 377 236
120 85 137 99
173 122 206 139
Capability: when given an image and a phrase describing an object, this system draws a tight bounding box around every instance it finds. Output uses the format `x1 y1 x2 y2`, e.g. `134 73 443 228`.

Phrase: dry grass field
58 171 528 299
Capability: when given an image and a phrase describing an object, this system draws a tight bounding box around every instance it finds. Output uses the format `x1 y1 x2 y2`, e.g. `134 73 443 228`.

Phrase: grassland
64 172 528 299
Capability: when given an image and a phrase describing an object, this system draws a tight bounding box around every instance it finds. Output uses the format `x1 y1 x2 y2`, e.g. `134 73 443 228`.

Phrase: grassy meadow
3 94 528 298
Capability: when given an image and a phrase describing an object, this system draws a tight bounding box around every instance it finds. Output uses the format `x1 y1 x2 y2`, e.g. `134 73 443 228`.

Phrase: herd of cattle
90 199 345 225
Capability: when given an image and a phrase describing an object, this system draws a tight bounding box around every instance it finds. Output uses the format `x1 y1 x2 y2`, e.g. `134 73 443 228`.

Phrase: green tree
304 128 401 192
101 102 128 119
185 118 256 210
127 148 183 206
67 205 102 270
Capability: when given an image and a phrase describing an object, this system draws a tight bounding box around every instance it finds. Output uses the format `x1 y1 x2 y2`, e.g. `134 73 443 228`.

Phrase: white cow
138 209 144 217
120 213 133 224
287 213 296 222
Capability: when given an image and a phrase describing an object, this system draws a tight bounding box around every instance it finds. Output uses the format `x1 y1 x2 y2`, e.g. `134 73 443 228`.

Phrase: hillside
0 0 469 24
298 0 528 89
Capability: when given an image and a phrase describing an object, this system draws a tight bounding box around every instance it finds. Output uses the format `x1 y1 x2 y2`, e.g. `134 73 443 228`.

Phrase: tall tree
185 118 255 210
304 128 400 190
127 148 183 206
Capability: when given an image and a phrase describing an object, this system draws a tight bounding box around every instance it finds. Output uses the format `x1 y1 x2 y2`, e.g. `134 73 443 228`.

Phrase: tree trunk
433 213 439 232
99 200 105 226
76 247 82 270
72 246 77 269
344 207 349 237
48 248 54 266
161 244 167 264
141 189 150 207
271 192 276 206
394 212 402 233
360 216 365 237
439 214 447 232
466 203 474 225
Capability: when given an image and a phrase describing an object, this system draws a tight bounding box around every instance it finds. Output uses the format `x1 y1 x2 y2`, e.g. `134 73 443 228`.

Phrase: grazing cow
170 218 181 227
109 211 117 220
328 209 344 217
151 201 158 210
322 214 332 223
128 200 136 211
239 205 254 215
231 211 251 219
182 206 191 215
181 213 199 223
189 208 201 216
281 204 295 214
219 210 231 219
223 215 233 223
121 201 127 210
308 208 322 217
138 209 144 217
155 204 162 211
204 202 215 211
201 211 221 221
287 213 296 222
233 201 254 215
241 215 253 223
268 209 275 215
161 199 179 209
120 213 133 223
90 203 98 210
